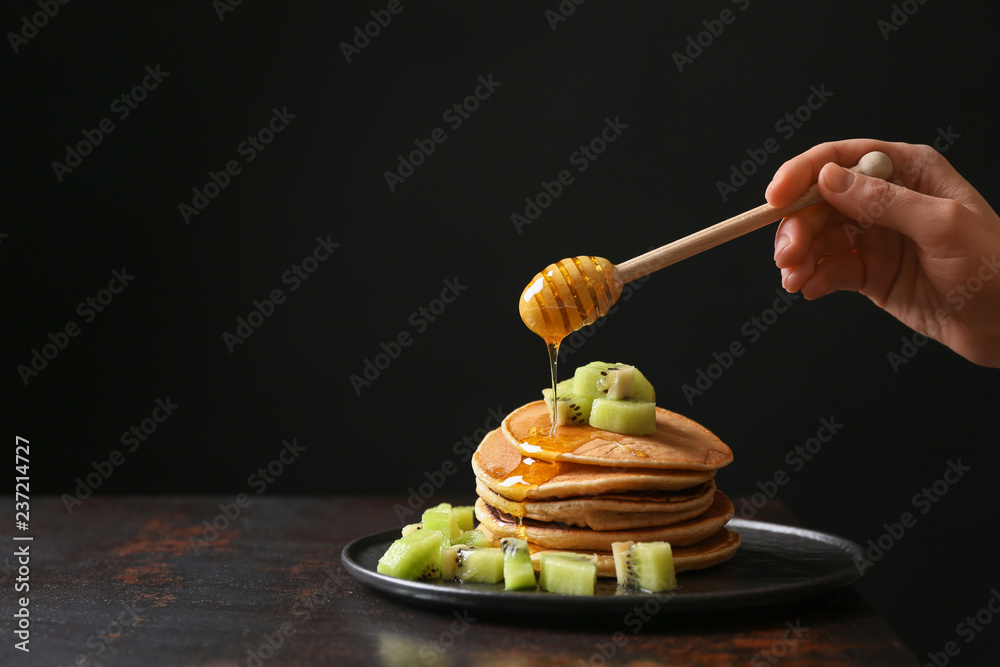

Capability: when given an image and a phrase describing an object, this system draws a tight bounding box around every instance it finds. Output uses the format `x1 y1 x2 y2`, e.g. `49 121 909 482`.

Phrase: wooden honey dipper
519 151 894 344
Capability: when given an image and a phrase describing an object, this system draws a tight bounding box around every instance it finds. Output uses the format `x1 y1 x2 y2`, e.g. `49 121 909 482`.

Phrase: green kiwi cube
377 529 443 580
572 362 633 400
631 368 655 403
541 378 577 404
573 362 656 403
611 540 635 586
542 379 592 425
401 523 422 537
500 538 537 591
539 553 597 596
422 503 461 547
455 529 492 548
589 397 656 436
453 506 475 532
441 546 505 584
625 541 677 593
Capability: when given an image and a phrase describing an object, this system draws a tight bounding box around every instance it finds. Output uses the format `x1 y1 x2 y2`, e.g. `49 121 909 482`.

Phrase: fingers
777 222 860 293
774 205 830 268
817 163 967 254
765 139 901 208
798 252 866 300
765 139 973 210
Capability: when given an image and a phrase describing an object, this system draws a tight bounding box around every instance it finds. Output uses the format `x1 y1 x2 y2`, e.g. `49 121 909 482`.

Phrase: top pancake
503 401 733 471
473 427 715 500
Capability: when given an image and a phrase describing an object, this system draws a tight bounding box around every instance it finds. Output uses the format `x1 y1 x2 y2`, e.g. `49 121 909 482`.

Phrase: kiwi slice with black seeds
377 529 443 581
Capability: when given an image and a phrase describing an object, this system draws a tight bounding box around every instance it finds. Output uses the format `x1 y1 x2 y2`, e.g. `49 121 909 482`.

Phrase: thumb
818 162 959 251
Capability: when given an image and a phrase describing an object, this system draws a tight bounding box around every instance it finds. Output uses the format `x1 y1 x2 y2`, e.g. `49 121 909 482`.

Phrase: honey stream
507 255 638 537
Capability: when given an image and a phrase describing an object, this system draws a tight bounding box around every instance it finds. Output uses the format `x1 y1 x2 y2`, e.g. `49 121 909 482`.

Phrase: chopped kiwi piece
401 523 422 537
542 379 592 425
455 529 492 548
631 368 655 403
539 553 597 596
422 503 461 547
589 397 656 436
611 541 635 586
541 379 577 404
573 362 655 403
441 546 505 584
377 529 443 581
573 362 633 400
453 506 475 533
500 538 537 591
620 541 677 593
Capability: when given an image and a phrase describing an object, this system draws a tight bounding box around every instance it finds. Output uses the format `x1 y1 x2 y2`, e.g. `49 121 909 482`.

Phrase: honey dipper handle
615 151 894 283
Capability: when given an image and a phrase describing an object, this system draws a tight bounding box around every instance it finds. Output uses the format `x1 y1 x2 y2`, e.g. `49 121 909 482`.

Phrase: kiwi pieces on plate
422 503 461 548
453 505 475 533
613 541 677 593
572 361 655 402
455 529 492 548
539 553 598 596
611 540 635 586
401 523 422 537
441 546 505 584
377 529 443 581
500 537 537 591
589 397 656 436
542 379 592 426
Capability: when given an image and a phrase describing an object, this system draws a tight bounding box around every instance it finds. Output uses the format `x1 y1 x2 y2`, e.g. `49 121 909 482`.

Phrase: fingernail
764 180 775 202
774 234 791 261
822 164 855 194
780 267 793 292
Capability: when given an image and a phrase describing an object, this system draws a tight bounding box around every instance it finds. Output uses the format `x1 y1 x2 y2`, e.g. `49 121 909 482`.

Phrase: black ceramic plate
340 519 865 615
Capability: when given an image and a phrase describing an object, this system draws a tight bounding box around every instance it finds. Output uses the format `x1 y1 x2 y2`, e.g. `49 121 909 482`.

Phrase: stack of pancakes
472 401 739 577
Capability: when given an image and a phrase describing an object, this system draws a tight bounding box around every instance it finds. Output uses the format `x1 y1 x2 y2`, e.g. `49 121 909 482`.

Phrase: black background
4 0 1000 663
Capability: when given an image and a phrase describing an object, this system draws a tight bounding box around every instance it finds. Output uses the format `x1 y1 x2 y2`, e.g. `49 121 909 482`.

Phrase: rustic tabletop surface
0 496 920 666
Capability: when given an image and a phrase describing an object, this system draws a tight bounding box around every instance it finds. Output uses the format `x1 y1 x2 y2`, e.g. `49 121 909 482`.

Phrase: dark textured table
0 496 920 666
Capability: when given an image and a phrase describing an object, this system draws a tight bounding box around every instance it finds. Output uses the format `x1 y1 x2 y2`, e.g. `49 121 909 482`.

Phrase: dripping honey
518 256 623 346
494 423 649 499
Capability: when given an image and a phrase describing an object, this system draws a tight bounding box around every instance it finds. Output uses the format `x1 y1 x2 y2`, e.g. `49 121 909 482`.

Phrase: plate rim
340 518 865 614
